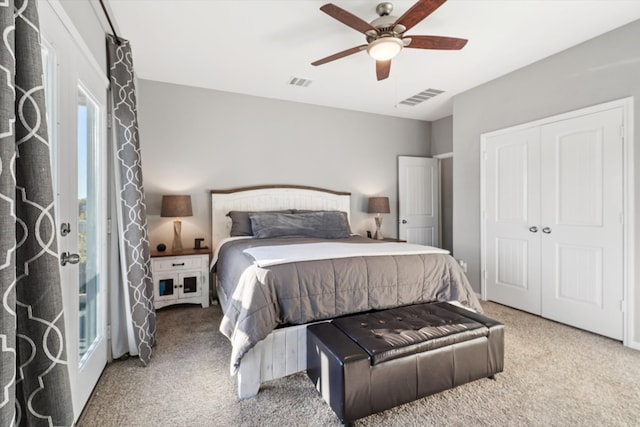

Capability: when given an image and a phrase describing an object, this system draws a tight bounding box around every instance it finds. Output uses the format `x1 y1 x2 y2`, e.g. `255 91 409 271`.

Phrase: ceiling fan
311 0 467 81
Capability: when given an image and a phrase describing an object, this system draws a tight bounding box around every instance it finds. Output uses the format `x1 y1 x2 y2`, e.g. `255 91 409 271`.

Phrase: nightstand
381 237 407 243
150 248 211 309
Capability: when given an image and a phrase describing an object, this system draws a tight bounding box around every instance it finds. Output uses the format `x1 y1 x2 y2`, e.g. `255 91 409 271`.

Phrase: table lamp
367 196 390 240
161 195 193 251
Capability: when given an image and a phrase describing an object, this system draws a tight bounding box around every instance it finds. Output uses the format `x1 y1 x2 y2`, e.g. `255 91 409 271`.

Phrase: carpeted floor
78 301 640 426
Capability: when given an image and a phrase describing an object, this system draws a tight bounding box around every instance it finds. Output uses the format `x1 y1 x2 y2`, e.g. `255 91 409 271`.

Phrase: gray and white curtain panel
106 34 156 365
0 0 74 425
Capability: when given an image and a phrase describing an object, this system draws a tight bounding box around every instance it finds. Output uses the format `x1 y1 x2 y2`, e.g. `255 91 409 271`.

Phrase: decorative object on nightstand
150 248 211 309
161 194 193 251
194 238 207 250
368 196 390 240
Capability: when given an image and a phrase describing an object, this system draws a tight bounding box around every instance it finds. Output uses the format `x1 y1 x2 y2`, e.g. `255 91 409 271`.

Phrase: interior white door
398 156 440 245
539 108 624 340
40 0 108 418
483 127 541 314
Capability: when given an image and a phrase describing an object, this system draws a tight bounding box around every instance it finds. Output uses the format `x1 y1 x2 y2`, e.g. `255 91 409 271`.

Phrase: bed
210 185 481 399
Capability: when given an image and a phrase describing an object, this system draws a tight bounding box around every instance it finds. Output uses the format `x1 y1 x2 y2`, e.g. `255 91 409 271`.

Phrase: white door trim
480 97 636 349
47 0 109 87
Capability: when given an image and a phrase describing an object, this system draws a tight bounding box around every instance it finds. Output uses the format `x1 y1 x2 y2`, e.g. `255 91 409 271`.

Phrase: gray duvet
215 236 481 374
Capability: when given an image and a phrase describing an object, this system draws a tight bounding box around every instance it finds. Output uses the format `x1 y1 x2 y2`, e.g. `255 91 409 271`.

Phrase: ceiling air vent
399 88 444 106
287 76 313 87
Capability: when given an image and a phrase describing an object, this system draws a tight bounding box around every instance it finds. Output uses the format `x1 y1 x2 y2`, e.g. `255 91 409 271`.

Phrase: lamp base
373 215 384 240
172 219 183 251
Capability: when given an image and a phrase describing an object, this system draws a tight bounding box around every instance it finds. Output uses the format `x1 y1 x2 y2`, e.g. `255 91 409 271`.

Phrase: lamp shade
161 195 193 218
367 196 390 214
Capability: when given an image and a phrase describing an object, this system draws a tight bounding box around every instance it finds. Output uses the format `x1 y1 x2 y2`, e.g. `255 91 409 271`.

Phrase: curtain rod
98 0 122 45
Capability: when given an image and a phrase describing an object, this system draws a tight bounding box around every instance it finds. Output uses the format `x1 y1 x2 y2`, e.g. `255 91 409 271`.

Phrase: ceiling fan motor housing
366 15 404 43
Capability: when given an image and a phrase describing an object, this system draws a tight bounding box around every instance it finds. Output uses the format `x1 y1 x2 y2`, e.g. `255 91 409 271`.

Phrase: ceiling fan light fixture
367 37 403 61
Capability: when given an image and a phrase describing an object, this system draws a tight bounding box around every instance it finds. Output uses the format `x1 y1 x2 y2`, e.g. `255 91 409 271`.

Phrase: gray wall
430 115 453 155
452 19 640 343
137 80 431 249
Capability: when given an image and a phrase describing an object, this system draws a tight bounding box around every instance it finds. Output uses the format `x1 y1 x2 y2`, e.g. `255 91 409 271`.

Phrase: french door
40 0 108 418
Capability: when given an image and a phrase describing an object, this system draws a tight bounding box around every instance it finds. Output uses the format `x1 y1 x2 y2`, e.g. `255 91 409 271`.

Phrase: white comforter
243 241 449 267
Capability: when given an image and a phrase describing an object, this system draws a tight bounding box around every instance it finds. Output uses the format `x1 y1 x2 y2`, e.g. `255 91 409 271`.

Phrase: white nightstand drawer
153 256 202 271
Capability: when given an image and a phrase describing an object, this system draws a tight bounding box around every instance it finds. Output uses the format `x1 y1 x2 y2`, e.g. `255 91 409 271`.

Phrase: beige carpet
78 301 640 426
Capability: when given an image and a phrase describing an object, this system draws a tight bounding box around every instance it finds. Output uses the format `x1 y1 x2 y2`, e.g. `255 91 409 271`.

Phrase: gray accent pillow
291 210 352 234
249 212 351 239
227 210 291 236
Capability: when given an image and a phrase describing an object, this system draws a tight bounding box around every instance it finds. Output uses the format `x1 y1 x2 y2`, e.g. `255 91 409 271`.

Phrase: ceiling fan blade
320 3 379 35
405 35 467 50
394 0 447 33
376 60 391 81
311 45 367 66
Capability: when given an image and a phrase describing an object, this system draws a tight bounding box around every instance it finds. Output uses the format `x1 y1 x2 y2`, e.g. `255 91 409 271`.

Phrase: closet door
539 108 624 340
484 127 541 314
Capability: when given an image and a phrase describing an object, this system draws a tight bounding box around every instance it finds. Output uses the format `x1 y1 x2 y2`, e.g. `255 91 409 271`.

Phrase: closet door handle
542 227 552 234
529 226 538 233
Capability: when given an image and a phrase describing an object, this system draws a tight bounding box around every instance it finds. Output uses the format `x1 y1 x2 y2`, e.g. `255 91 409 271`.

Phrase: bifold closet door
484 127 541 314
539 108 624 340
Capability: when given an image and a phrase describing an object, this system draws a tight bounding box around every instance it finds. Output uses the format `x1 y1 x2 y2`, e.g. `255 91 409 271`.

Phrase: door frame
434 152 453 253
480 97 636 349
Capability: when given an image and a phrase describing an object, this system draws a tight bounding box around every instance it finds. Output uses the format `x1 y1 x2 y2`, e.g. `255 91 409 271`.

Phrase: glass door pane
77 86 100 361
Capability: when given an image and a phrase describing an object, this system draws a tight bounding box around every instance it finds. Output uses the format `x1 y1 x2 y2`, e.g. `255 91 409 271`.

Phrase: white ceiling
106 0 640 121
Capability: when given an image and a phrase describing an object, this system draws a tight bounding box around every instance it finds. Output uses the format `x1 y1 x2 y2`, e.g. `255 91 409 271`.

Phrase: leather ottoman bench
306 302 504 425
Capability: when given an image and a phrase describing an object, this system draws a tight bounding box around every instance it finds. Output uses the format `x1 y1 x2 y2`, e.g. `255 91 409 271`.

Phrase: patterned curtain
106 35 156 365
0 0 74 425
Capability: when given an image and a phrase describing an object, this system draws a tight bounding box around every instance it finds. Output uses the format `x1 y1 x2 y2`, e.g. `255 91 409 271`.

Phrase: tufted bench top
331 302 489 365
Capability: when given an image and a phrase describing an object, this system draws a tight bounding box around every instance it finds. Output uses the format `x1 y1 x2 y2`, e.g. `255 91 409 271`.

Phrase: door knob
542 227 552 234
529 226 538 233
60 252 80 266
401 219 407 224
